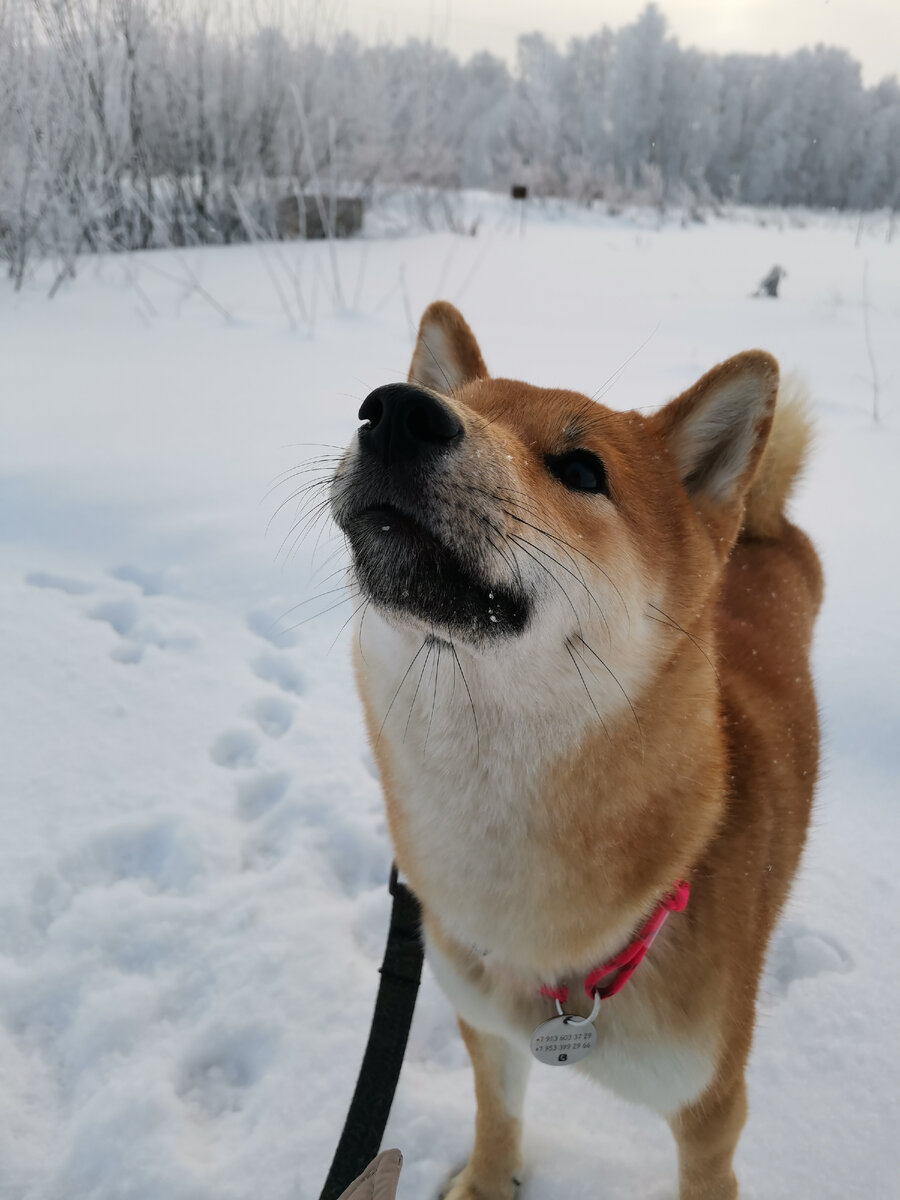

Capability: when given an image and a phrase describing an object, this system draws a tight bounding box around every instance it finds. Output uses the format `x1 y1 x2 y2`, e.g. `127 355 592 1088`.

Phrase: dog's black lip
340 497 531 639
354 501 421 522
349 502 440 541
356 501 412 520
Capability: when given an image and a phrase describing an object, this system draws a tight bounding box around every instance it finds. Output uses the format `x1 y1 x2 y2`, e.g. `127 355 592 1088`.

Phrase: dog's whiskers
646 603 718 677
468 481 628 632
507 531 584 639
280 496 338 563
266 475 336 537
448 637 480 762
505 514 611 640
275 583 358 627
376 637 431 746
329 596 371 653
266 453 342 489
279 588 363 634
573 634 644 756
404 638 436 743
565 636 610 741
424 636 443 754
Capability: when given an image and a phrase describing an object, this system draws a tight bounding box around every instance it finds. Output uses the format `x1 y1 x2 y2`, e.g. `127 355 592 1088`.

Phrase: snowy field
2 200 899 1199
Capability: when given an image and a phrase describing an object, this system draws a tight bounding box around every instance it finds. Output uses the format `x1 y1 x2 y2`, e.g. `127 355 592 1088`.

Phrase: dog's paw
440 1165 522 1200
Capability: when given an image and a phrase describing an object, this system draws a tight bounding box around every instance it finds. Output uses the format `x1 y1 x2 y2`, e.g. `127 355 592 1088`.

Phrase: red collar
539 880 690 1006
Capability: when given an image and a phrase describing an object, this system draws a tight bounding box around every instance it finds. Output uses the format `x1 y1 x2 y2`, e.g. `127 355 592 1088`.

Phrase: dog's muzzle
331 385 530 643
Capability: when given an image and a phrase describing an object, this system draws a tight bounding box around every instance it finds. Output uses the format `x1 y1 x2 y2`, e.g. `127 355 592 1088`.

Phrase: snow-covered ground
2 202 898 1200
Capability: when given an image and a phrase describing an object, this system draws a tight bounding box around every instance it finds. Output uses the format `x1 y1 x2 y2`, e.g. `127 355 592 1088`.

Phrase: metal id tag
530 1015 597 1066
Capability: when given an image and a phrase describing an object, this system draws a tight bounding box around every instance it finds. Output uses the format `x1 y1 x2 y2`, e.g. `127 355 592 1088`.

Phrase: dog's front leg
669 1072 747 1200
443 1019 530 1200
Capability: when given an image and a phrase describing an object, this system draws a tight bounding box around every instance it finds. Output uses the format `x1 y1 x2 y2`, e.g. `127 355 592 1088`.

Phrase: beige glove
336 1150 403 1200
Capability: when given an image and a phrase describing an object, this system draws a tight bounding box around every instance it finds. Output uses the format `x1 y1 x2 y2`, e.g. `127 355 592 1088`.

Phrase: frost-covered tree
1 0 899 283
607 4 667 187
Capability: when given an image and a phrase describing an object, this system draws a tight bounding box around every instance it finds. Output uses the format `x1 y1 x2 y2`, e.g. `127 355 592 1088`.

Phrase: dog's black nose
357 384 462 467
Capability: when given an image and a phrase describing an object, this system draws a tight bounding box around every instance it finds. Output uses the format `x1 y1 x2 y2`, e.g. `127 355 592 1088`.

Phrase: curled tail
742 372 814 539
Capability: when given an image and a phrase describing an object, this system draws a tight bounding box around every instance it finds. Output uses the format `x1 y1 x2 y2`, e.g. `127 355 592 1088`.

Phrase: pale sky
332 0 900 85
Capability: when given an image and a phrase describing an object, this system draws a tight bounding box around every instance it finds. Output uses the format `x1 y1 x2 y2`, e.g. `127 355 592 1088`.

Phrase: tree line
2 1 898 285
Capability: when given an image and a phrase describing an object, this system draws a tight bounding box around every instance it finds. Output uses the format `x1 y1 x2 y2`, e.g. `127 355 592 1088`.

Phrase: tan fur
337 301 821 1200
448 1021 528 1200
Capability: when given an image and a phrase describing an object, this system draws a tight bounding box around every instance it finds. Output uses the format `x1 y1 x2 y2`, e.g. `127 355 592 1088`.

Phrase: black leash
318 865 424 1200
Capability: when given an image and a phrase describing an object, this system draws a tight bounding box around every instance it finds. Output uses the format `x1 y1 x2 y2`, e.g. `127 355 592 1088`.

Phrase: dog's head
331 302 777 703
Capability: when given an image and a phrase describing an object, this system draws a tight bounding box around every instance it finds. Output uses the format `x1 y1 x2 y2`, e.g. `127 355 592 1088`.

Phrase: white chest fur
426 932 716 1116
361 609 609 966
358 608 715 1115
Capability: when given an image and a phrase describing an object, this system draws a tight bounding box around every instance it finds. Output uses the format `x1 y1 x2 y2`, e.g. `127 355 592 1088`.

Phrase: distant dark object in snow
511 184 528 201
754 265 787 298
276 195 364 240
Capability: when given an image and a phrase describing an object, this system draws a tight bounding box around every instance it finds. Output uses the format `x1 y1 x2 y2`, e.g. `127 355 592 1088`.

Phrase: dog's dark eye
546 450 608 495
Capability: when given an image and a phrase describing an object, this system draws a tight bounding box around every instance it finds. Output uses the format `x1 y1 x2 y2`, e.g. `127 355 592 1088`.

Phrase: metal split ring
555 988 602 1025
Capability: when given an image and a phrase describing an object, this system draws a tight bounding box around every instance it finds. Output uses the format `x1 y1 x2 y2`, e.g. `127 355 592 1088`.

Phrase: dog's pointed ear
650 351 779 512
408 301 488 394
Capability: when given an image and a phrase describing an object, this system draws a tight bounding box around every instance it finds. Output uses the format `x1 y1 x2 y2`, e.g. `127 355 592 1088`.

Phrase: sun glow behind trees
1 1 898 284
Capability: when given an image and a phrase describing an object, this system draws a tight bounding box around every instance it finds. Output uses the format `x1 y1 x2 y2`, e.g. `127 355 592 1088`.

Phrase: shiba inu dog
330 301 822 1200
